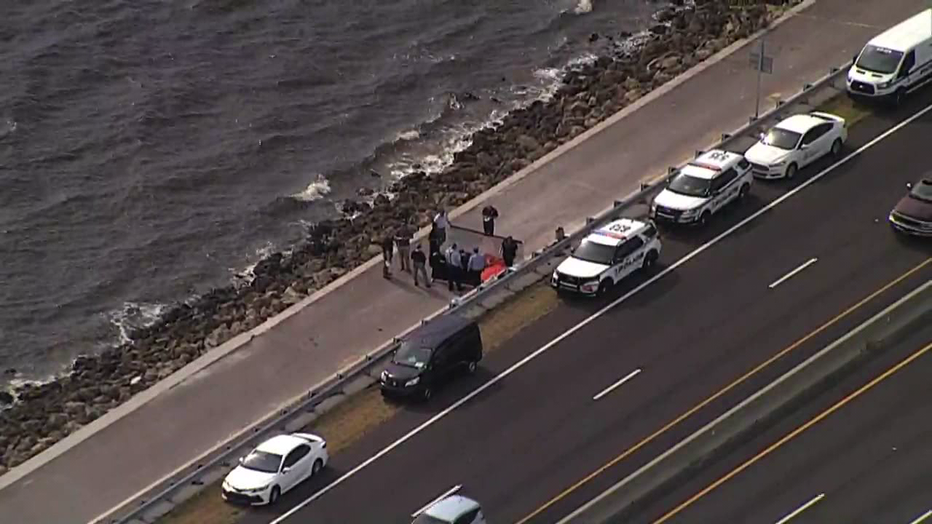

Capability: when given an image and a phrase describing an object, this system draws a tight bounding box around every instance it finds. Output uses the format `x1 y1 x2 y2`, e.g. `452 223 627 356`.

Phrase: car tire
642 250 659 270
785 163 798 180
831 138 843 157
312 458 324 476
269 486 281 505
699 210 712 227
597 279 613 296
466 360 478 374
738 183 750 201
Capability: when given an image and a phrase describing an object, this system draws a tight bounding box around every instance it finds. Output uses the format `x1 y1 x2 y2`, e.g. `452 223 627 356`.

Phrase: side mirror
906 182 913 190
238 456 245 465
282 466 291 474
799 143 809 150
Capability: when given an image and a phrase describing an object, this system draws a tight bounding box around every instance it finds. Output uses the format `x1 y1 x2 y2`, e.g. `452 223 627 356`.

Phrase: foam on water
290 175 332 202
108 302 168 345
574 0 594 15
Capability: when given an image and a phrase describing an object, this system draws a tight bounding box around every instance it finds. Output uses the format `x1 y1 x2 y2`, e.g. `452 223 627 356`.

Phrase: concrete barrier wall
560 279 932 524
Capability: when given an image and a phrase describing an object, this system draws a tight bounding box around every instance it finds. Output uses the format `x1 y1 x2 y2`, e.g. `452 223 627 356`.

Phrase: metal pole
755 38 765 119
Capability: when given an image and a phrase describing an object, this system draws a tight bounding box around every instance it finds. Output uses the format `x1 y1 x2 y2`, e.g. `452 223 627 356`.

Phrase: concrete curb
559 279 932 524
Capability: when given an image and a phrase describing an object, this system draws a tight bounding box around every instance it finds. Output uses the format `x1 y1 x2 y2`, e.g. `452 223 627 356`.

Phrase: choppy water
0 0 662 386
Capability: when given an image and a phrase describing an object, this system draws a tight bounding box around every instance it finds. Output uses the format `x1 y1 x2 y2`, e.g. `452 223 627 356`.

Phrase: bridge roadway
2 1 929 523
634 319 932 524
234 90 932 523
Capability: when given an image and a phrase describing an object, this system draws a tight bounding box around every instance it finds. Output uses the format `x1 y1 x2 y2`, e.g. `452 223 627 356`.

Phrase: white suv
650 149 753 226
551 218 662 296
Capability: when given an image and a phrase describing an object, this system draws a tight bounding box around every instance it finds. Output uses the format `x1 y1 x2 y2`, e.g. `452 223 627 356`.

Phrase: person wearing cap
411 244 430 288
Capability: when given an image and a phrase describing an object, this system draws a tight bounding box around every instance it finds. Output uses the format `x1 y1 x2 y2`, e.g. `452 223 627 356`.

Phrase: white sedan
745 111 847 180
221 432 328 505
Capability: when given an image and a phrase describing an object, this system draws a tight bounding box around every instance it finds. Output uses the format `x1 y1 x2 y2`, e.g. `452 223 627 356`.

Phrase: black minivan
380 314 483 401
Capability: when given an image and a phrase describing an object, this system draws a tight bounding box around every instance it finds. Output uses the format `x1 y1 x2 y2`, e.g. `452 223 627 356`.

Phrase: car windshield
856 45 904 75
412 514 449 524
667 173 711 197
241 450 282 473
573 240 615 265
911 180 932 202
761 128 801 150
394 342 431 369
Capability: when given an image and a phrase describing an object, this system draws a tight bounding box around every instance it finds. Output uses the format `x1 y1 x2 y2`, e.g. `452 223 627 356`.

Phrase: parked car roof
255 434 309 455
424 495 481 520
401 314 475 349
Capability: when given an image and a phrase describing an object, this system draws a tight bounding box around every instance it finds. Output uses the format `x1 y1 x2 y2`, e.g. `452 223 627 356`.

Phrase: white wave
573 0 593 15
109 301 167 344
231 241 277 284
395 129 420 141
291 174 332 202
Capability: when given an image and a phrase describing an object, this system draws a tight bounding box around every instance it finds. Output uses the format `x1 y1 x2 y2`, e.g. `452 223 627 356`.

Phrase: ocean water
0 0 662 386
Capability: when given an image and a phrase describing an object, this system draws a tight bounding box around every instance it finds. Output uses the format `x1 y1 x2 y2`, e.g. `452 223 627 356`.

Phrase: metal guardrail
96 60 853 524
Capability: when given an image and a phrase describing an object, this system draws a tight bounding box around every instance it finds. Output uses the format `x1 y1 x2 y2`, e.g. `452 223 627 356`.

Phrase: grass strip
159 281 558 524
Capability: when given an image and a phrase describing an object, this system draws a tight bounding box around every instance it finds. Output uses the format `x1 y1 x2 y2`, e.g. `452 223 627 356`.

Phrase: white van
847 9 932 104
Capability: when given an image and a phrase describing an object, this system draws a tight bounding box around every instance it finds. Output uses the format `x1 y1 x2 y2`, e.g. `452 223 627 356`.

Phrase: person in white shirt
433 209 449 244
444 243 462 291
467 247 485 285
445 243 461 267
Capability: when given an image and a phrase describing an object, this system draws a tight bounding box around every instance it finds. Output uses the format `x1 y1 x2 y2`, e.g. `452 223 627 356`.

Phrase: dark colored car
380 314 483 401
889 178 932 236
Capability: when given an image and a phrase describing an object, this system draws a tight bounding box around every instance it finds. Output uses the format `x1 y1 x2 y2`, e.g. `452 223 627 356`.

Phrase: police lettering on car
551 218 662 297
650 149 754 227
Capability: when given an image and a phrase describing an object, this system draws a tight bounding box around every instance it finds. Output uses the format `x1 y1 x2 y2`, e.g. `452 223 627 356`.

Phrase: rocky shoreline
0 0 799 475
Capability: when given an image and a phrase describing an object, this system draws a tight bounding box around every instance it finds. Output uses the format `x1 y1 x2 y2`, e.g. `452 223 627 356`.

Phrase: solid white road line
270 99 932 524
411 484 462 517
769 257 819 289
773 493 826 524
593 369 643 401
908 510 932 524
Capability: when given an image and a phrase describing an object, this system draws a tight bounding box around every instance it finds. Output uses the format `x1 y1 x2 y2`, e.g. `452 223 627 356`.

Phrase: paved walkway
2 1 927 523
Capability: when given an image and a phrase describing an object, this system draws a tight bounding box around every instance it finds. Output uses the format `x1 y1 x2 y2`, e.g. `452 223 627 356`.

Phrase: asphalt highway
635 318 932 524
224 94 932 524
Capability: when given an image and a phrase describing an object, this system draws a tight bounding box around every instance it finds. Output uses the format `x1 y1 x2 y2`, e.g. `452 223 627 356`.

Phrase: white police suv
650 149 753 226
551 218 661 296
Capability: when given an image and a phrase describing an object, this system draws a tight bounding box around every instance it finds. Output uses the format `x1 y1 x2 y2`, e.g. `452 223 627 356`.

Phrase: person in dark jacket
411 245 430 288
429 249 447 283
381 233 394 278
428 224 443 255
482 205 499 236
501 235 518 267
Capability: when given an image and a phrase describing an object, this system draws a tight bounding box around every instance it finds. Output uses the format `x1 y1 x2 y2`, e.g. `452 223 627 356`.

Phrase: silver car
412 495 487 524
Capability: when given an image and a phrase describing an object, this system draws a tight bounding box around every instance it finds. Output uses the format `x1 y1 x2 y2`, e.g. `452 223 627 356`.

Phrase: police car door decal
617 237 645 279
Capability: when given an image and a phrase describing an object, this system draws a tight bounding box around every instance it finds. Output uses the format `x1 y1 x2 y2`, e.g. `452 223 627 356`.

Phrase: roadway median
559 278 932 524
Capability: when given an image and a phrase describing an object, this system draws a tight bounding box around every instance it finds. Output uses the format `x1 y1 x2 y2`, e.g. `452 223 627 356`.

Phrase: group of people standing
380 206 520 291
